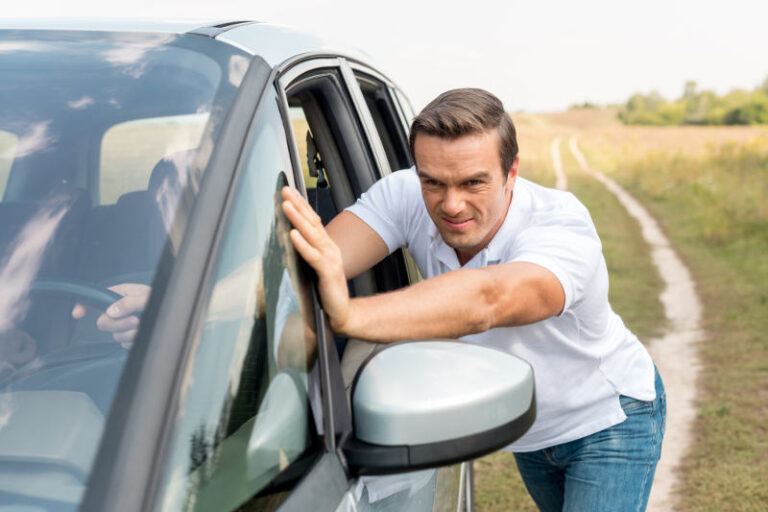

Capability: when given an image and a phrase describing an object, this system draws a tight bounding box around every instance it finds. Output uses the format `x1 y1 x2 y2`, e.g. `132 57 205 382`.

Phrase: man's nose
441 187 464 216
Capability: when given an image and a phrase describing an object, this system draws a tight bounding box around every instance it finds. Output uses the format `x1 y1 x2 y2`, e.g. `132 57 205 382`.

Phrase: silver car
0 20 535 512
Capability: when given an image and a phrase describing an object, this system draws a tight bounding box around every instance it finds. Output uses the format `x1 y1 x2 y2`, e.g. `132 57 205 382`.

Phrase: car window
0 130 17 196
288 103 343 225
354 72 413 172
100 113 208 204
154 91 322 512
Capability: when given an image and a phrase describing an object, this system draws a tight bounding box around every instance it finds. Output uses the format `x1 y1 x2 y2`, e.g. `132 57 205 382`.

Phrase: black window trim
352 70 413 171
276 67 356 445
338 60 393 178
345 60 415 150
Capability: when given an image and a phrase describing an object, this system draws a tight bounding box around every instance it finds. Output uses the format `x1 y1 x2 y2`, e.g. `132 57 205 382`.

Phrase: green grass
578 135 768 511
475 453 538 512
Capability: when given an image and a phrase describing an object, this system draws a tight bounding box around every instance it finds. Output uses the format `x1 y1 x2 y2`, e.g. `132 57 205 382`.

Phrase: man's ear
504 156 520 193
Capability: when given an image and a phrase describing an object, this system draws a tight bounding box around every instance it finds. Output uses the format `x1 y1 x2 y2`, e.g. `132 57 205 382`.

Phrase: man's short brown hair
408 88 518 177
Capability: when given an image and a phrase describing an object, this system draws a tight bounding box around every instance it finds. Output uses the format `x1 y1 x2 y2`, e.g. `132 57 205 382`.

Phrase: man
281 88 665 511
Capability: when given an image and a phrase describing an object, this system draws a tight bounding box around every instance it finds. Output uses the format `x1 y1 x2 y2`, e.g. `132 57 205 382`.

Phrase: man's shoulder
517 177 591 221
384 166 420 188
368 166 423 208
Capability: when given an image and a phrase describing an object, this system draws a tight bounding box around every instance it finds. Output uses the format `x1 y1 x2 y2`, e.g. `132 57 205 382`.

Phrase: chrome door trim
277 56 344 86
339 59 393 177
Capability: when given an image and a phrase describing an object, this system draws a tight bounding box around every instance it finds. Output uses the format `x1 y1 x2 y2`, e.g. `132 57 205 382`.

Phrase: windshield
0 30 245 510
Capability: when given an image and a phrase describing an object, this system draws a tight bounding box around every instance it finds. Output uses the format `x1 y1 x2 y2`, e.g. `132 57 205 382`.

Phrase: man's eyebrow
417 170 491 183
463 172 491 181
417 170 441 182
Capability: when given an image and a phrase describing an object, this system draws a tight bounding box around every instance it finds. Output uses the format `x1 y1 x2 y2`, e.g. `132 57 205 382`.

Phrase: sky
4 0 768 112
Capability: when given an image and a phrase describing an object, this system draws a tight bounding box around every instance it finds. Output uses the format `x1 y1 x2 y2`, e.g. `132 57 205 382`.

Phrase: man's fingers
282 187 321 225
105 293 146 318
114 329 137 345
97 313 140 333
289 228 323 267
72 303 86 319
282 200 329 249
281 188 325 233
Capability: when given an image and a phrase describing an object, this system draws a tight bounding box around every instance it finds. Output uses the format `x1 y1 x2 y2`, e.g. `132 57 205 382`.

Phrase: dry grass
555 108 768 511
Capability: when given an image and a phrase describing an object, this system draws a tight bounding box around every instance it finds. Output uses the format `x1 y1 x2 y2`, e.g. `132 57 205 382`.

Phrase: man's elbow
482 270 562 328
473 271 505 332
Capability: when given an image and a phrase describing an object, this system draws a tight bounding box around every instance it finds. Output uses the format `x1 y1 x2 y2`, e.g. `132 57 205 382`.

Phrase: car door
344 60 472 512
276 56 468 512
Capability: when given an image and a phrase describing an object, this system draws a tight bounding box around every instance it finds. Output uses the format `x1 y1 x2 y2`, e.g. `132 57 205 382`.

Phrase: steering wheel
0 281 132 494
0 279 131 404
29 278 123 310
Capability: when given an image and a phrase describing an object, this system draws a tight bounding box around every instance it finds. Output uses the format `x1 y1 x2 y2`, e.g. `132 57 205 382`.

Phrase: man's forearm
331 261 564 343
332 267 497 342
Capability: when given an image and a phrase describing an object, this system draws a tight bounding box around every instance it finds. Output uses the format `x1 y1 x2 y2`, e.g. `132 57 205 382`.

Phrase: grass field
475 108 768 511
574 114 768 511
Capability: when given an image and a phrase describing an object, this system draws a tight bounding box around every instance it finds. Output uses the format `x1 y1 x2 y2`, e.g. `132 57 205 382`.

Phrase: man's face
414 129 518 263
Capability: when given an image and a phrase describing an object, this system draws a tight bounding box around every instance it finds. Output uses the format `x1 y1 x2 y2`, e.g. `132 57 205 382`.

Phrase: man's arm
281 187 564 342
338 262 563 341
325 210 390 279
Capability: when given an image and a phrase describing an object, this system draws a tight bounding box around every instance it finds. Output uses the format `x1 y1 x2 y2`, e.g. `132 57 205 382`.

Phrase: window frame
351 69 413 172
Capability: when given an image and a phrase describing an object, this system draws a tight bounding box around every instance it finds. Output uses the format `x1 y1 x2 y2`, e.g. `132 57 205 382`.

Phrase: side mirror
342 341 535 475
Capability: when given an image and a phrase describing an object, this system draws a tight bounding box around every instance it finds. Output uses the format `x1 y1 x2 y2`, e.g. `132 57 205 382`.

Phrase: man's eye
467 180 483 186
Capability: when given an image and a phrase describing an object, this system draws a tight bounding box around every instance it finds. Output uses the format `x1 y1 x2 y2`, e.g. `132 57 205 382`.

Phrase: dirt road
551 136 704 510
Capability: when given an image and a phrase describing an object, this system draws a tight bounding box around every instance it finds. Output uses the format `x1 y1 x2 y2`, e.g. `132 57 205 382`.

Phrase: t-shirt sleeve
510 209 603 313
344 168 419 253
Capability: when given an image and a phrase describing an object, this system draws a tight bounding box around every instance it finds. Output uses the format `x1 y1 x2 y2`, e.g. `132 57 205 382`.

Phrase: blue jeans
514 369 666 512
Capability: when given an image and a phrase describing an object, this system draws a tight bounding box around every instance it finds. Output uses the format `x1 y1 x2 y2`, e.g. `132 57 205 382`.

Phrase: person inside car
72 185 317 371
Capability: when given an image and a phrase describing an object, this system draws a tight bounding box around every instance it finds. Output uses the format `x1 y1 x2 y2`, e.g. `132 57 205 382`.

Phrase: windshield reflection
11 121 57 159
0 29 243 511
0 195 71 333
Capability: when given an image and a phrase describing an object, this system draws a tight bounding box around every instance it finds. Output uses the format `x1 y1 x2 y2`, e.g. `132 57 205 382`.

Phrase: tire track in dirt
552 135 703 510
550 136 568 191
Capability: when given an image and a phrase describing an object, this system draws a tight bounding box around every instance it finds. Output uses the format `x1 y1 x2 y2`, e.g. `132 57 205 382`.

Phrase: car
0 20 536 512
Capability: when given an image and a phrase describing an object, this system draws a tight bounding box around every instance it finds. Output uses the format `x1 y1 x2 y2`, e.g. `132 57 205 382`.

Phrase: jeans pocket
619 395 653 413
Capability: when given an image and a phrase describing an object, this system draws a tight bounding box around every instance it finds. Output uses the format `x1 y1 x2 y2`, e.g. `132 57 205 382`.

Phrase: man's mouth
442 217 472 230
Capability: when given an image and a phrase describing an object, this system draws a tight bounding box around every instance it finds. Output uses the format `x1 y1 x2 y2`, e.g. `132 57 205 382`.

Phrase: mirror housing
342 341 535 475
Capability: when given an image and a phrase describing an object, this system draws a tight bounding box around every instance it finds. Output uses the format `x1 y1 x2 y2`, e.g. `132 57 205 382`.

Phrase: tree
683 80 698 101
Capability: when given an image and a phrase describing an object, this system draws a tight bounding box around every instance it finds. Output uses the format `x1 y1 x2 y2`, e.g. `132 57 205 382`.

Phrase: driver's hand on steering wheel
72 283 151 348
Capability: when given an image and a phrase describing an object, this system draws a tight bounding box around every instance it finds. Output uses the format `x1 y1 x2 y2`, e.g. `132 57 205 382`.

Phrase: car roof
0 18 233 34
0 18 375 69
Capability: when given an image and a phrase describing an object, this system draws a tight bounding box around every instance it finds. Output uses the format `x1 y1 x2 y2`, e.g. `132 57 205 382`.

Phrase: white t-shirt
345 168 656 452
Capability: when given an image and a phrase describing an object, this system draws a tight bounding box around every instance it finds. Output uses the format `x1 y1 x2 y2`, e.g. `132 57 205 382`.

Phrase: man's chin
440 232 479 251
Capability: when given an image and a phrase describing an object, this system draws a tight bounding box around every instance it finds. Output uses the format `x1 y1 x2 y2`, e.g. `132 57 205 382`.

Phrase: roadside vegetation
576 120 768 510
619 78 768 126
